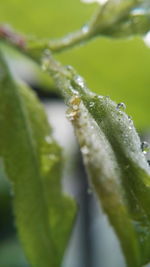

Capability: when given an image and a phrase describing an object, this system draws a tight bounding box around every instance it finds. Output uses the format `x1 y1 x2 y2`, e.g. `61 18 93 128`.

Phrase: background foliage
0 0 150 128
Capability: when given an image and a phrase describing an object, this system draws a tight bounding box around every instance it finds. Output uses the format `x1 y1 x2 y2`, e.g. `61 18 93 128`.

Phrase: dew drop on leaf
82 24 89 34
128 116 133 123
97 95 103 100
74 75 85 89
66 65 74 71
116 102 126 111
66 110 77 121
141 141 150 154
89 102 95 108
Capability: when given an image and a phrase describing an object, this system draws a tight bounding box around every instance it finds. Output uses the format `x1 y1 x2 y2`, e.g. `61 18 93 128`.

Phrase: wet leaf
0 48 76 267
71 86 150 267
50 61 150 267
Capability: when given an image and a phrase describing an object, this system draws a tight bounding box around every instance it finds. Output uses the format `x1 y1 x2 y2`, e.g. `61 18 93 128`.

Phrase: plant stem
28 26 91 53
0 0 150 61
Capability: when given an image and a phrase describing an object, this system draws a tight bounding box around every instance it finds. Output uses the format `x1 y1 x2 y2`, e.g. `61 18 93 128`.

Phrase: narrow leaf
48 59 150 267
0 48 76 267
71 78 150 267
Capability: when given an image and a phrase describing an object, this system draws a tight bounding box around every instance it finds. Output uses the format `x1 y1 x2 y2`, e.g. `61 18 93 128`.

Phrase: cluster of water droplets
115 100 150 164
116 102 135 132
66 95 81 122
66 111 77 121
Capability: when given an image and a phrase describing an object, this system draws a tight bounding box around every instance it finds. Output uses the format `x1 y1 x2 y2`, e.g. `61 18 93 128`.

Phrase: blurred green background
0 0 150 266
0 0 150 129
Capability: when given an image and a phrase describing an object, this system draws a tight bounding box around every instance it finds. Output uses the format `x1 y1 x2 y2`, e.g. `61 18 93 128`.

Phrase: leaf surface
50 62 150 267
0 48 76 267
73 94 150 267
73 80 150 267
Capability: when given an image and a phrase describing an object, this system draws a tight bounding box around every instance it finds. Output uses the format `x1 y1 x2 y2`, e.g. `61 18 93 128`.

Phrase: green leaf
0 48 76 267
70 78 150 267
72 94 150 267
48 60 150 266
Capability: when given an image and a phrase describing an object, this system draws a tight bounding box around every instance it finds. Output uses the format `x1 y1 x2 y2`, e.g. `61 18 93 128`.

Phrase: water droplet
82 24 89 34
71 88 79 96
89 102 95 108
74 75 84 88
116 102 126 111
81 145 89 155
141 141 150 154
98 95 103 100
66 65 74 71
128 115 132 123
66 110 77 121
